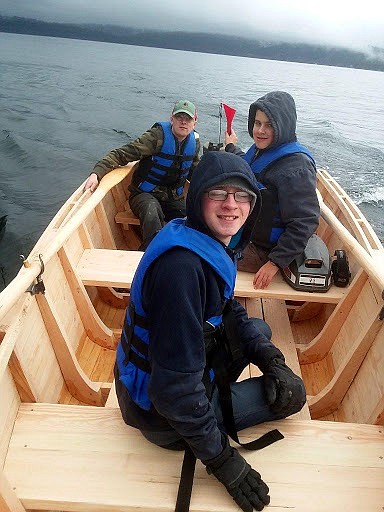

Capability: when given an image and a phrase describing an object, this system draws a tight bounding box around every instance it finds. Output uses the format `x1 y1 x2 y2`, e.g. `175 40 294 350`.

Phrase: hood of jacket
248 90 297 148
186 151 261 252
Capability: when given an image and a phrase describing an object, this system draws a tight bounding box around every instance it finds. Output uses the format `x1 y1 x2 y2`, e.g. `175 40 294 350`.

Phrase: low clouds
1 0 383 50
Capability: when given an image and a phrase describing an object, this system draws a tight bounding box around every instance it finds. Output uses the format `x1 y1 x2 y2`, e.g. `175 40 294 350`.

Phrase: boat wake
356 186 384 206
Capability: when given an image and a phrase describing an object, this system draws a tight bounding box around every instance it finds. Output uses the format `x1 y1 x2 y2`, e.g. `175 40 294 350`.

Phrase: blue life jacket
138 121 196 196
243 142 315 247
116 218 236 410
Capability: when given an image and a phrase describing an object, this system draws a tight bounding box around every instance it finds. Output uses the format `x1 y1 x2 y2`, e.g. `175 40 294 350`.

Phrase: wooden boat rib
0 163 383 512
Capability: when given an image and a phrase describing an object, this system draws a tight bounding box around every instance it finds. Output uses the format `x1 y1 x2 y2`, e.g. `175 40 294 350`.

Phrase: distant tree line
1 15 383 72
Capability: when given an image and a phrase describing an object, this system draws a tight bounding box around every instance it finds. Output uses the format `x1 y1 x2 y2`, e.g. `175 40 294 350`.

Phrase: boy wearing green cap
85 100 200 249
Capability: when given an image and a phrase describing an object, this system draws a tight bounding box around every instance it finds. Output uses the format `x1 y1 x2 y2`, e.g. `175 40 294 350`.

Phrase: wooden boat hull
1 164 383 511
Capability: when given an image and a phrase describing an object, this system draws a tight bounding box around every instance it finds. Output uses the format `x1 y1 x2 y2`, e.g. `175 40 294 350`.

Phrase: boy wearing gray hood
226 91 320 289
115 151 306 511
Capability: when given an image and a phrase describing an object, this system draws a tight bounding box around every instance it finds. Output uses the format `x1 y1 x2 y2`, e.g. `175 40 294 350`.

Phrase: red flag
222 103 236 135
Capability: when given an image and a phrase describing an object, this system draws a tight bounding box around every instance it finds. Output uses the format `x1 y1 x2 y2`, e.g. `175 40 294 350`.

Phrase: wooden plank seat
115 207 140 227
76 248 348 303
77 249 144 289
4 403 383 512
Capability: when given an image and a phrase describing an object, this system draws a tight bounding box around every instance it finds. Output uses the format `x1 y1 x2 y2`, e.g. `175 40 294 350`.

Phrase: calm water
1 32 384 289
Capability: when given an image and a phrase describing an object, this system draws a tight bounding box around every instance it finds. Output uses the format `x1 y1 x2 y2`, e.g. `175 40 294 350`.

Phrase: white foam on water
356 187 384 205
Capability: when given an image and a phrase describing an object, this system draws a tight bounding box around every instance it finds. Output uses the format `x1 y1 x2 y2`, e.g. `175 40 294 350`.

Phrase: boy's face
201 187 251 245
252 110 274 149
171 113 196 142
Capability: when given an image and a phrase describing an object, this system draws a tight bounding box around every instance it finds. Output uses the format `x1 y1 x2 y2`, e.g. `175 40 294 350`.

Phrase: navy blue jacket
115 151 282 461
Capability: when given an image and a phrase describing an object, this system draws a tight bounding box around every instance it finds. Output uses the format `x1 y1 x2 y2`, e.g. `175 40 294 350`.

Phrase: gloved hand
263 357 306 415
203 439 270 512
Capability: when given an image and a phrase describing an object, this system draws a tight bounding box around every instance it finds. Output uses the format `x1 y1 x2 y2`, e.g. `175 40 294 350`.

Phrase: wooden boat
1 162 383 512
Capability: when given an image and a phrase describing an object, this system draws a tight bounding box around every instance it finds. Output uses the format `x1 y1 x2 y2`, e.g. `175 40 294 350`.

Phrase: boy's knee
144 202 162 218
286 378 307 416
251 317 272 339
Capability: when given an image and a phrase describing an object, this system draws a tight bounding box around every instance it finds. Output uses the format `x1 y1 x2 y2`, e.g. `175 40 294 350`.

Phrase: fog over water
2 0 384 50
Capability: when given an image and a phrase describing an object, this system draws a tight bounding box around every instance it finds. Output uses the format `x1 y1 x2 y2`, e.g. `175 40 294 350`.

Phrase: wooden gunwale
0 163 137 324
317 190 384 296
317 168 383 253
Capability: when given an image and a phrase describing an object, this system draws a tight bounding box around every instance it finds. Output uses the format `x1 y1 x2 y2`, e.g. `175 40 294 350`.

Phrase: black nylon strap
222 304 244 362
156 151 193 162
121 306 150 368
174 447 196 512
144 170 187 187
173 389 283 512
216 302 284 450
121 324 149 360
127 348 151 373
131 308 148 330
217 377 284 450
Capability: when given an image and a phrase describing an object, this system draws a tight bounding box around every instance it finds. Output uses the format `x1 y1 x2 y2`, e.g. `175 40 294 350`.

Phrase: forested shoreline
1 15 384 72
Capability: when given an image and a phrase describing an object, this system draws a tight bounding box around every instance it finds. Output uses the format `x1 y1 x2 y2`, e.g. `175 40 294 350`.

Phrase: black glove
203 439 270 512
263 357 306 415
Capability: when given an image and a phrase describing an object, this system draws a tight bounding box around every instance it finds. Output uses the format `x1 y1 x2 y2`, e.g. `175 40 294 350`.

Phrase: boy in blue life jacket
84 100 200 249
225 91 320 289
114 151 306 512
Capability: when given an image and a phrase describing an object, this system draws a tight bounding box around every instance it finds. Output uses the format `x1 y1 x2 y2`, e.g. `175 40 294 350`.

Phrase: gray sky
2 0 383 51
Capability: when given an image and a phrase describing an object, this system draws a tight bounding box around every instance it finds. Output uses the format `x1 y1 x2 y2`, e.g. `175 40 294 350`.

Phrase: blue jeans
210 376 291 433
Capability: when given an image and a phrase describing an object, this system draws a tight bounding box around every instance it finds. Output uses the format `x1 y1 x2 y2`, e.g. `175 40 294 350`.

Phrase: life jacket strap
140 170 188 189
125 347 151 374
121 305 151 373
156 151 193 163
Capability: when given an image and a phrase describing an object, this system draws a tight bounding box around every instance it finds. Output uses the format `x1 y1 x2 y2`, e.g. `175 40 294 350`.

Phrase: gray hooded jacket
226 91 320 268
